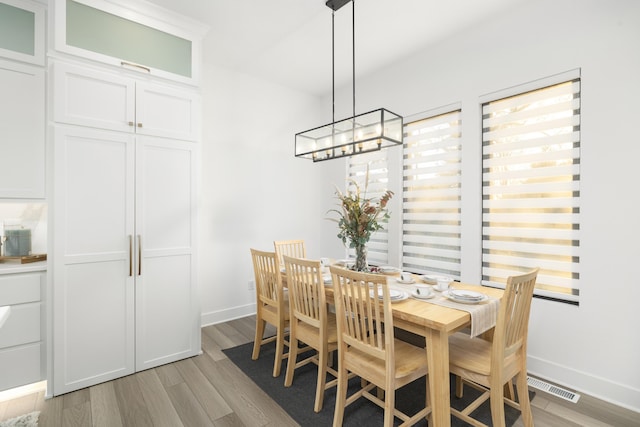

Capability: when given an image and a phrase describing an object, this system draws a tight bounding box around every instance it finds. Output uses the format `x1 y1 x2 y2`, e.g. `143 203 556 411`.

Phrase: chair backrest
283 255 328 329
330 266 394 363
492 268 539 362
250 248 285 309
274 240 306 268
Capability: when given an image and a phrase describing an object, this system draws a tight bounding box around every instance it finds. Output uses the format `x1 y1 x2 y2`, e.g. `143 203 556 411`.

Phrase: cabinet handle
120 61 151 73
128 235 133 277
128 121 134 127
137 123 143 128
137 235 142 276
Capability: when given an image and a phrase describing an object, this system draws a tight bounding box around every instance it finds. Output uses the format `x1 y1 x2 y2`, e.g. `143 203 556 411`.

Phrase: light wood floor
0 316 638 426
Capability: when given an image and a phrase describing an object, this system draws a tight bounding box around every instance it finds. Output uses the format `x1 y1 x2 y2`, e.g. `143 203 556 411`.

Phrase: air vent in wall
527 376 581 403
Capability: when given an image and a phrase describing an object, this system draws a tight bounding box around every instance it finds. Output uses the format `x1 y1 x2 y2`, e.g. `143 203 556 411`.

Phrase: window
402 110 462 277
482 76 581 303
347 150 390 266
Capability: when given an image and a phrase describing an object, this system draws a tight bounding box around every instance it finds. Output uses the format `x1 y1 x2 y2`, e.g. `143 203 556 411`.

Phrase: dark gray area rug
223 340 531 426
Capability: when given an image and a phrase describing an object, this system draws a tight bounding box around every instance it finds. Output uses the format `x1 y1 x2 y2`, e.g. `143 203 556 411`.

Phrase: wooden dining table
325 276 504 427
282 267 504 426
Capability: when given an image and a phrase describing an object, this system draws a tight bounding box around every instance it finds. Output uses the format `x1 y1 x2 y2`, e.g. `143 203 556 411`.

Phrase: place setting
443 288 489 304
369 287 409 303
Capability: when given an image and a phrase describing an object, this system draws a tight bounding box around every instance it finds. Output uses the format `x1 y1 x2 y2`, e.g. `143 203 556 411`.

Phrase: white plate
378 266 401 273
322 274 332 284
443 290 488 304
449 289 484 301
396 278 415 284
370 289 408 302
334 259 354 266
411 290 435 300
420 274 452 283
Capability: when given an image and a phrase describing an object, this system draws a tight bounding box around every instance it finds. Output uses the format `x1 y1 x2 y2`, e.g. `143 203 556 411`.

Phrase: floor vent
527 376 580 403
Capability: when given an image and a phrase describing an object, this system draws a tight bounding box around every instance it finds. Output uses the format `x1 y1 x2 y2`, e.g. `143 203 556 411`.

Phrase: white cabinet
0 59 45 198
53 62 201 141
52 125 199 394
0 0 45 66
53 0 207 85
52 127 135 393
0 271 45 392
134 136 199 371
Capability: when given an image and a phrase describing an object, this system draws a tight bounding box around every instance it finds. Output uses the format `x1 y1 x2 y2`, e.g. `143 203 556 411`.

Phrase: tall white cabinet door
135 82 201 141
134 137 199 370
0 59 45 198
52 126 136 395
53 62 136 132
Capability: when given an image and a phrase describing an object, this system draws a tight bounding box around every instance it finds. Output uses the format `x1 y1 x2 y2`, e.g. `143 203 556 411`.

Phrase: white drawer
0 273 41 305
0 343 41 392
0 302 40 348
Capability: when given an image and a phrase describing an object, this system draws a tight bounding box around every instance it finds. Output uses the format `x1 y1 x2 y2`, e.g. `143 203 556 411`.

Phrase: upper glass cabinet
54 0 207 85
0 0 45 65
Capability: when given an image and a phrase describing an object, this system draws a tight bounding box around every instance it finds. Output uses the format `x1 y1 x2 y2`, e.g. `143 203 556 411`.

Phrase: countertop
0 260 47 275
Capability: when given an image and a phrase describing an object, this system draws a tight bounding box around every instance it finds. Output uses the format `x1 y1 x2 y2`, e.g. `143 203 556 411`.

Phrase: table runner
390 282 499 337
427 292 499 337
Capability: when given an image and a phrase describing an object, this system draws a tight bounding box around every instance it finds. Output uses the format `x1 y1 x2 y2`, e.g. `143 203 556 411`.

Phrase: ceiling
145 0 529 96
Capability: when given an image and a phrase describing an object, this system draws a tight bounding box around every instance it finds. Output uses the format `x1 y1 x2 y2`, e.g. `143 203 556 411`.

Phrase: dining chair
448 268 539 427
250 248 290 377
273 239 306 269
330 266 431 427
283 255 338 412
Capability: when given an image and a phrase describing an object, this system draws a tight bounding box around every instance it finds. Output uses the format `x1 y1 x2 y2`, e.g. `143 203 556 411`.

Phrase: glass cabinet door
0 0 45 65
55 0 206 85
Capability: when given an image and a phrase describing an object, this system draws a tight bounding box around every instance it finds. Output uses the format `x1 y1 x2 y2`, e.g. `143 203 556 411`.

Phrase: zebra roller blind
482 76 581 303
402 110 462 277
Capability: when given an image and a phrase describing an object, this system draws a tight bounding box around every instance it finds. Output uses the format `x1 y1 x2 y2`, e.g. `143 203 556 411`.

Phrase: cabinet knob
137 123 143 128
128 121 134 127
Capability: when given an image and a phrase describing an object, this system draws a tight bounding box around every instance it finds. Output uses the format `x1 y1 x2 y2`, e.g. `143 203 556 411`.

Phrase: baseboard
528 355 640 413
200 302 256 327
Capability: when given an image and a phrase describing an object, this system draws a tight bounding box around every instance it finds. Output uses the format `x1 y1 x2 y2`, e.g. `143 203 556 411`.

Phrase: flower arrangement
328 167 394 271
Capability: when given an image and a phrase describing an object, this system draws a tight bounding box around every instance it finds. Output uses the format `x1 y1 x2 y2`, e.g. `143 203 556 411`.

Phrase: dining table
320 269 504 427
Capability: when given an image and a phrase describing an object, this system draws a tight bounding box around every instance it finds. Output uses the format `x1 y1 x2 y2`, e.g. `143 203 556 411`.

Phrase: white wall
198 0 640 412
330 0 639 412
198 55 346 325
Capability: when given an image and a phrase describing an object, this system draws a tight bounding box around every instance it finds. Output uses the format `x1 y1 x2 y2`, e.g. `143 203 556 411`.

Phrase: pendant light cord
352 0 356 119
332 9 335 125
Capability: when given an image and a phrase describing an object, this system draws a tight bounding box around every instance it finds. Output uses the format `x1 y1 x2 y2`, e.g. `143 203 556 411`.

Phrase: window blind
482 79 581 303
402 110 462 277
347 150 390 266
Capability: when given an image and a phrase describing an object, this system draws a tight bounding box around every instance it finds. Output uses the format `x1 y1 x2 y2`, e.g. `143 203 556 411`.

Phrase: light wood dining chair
448 268 539 427
273 239 306 269
283 255 338 412
330 266 431 427
250 248 290 377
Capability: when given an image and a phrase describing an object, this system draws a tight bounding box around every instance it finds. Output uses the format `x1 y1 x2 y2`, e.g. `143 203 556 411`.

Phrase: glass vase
354 242 368 272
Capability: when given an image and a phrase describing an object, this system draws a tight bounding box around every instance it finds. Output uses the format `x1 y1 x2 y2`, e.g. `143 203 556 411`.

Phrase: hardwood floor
0 316 637 426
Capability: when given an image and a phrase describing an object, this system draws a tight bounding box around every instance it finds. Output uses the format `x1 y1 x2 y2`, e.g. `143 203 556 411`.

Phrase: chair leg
383 388 395 427
425 374 432 425
284 332 298 387
515 373 534 427
489 380 507 427
505 380 515 400
314 349 328 412
252 317 265 360
333 365 348 427
455 375 464 398
273 323 286 377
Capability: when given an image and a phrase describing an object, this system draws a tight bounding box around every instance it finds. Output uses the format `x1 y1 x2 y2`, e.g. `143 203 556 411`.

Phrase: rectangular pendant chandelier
294 0 403 162
295 108 402 162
